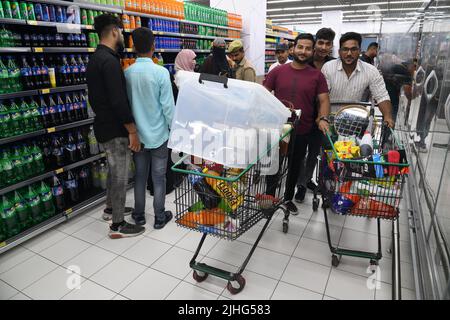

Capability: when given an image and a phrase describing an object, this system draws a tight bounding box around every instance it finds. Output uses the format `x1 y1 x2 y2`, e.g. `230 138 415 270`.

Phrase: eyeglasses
340 47 360 53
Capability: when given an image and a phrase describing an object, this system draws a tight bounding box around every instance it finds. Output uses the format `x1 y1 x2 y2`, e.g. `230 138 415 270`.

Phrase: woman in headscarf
173 49 197 89
200 37 234 78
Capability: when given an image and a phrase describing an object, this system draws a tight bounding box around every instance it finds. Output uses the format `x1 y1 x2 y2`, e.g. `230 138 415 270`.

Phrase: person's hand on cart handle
384 117 395 129
317 116 330 134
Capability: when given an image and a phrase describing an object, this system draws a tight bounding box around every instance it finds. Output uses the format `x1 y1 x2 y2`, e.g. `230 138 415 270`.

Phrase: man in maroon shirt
264 33 331 213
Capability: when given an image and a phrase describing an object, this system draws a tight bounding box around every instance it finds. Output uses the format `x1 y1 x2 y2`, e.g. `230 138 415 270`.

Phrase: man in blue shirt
124 28 175 229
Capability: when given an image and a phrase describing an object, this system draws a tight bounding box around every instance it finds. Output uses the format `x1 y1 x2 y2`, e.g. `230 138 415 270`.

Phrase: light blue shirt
124 57 175 149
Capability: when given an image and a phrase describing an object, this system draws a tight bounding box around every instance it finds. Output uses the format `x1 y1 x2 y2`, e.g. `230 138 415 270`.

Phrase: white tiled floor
0 190 416 300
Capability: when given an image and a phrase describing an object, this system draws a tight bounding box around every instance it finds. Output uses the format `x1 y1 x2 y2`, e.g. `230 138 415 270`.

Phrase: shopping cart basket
317 103 409 268
171 122 296 294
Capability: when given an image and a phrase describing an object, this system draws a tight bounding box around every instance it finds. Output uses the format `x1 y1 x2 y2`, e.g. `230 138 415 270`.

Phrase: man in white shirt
268 43 292 73
322 32 394 128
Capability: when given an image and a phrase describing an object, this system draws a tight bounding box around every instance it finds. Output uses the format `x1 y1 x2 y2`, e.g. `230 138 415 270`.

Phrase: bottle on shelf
50 174 65 211
77 55 86 84
40 136 52 169
2 0 13 19
78 165 92 197
69 55 80 85
31 142 45 174
10 1 21 20
20 144 34 178
88 126 99 155
24 185 43 224
0 100 12 138
76 131 89 160
65 93 75 122
39 96 50 128
48 95 60 126
1 150 15 185
39 56 50 88
80 91 88 119
38 181 55 219
13 190 32 231
52 135 65 167
92 161 100 189
1 194 20 238
20 56 34 90
28 97 42 131
98 162 108 190
0 58 11 94
72 92 82 121
6 56 22 92
10 146 25 182
64 170 79 204
59 55 71 86
31 56 43 89
9 99 24 136
19 98 32 133
65 132 78 163
56 93 67 125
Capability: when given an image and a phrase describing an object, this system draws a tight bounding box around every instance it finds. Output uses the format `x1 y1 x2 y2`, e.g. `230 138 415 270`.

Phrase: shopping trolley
316 103 409 268
171 118 297 295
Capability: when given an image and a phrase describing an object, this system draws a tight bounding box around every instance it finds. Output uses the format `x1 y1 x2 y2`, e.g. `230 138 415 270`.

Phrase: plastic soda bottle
31 142 45 174
56 94 67 125
28 97 42 131
21 145 34 178
11 146 25 181
65 132 78 163
76 131 88 160
99 163 108 190
7 56 22 92
3 0 12 19
88 126 99 155
19 1 27 20
19 98 33 133
92 161 100 188
50 175 65 211
1 194 20 237
24 185 43 223
65 170 79 204
0 100 11 138
1 150 14 185
13 191 31 230
38 181 55 218
26 2 35 20
52 135 65 167
9 99 23 135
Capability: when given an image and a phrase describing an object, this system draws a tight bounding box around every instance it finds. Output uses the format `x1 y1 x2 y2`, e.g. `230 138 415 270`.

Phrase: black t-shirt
382 64 412 107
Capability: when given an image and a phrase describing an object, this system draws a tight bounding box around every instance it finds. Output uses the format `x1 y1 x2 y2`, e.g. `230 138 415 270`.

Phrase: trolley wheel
369 260 379 273
331 255 340 267
227 275 246 295
313 198 320 212
282 221 289 234
193 270 208 283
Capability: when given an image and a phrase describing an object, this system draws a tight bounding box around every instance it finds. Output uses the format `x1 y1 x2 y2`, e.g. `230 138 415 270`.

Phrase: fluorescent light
267 12 322 18
267 1 429 12
272 17 322 21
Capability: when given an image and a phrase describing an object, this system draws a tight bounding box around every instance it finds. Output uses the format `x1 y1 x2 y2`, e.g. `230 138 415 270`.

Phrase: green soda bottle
13 191 32 231
1 150 14 185
87 10 94 25
38 181 55 219
1 194 20 238
20 145 34 178
0 100 12 138
0 58 11 94
28 98 42 130
8 99 23 135
31 143 45 174
24 185 43 223
0 1 4 19
20 98 33 133
7 56 22 92
19 1 27 20
26 2 35 21
10 146 25 182
80 9 87 25
2 0 12 19
10 1 20 19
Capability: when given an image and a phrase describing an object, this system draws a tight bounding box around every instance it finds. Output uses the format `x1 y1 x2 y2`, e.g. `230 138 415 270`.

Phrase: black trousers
296 128 322 188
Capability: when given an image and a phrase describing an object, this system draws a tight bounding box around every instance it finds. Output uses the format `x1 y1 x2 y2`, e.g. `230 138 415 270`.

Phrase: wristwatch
319 116 330 123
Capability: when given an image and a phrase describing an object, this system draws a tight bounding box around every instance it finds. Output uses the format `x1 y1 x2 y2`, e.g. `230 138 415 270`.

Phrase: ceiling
267 0 450 25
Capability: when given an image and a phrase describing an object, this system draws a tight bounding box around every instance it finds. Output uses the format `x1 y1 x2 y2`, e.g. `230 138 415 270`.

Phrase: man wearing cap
268 43 292 73
229 40 257 82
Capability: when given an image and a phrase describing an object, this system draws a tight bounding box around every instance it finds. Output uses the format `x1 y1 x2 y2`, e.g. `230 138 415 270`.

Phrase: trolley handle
199 73 229 88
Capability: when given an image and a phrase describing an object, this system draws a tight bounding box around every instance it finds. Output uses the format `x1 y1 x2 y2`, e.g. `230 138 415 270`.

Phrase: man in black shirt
295 28 336 203
360 42 378 65
87 14 144 239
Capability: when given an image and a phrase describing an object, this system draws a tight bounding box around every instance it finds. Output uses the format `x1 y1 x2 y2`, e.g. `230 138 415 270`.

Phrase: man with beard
322 32 394 128
229 40 256 82
295 28 336 203
87 14 145 238
264 33 331 214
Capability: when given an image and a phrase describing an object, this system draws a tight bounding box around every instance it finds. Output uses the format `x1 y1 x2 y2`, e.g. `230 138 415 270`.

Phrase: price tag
34 47 43 53
0 242 6 248
28 20 38 26
87 48 95 53
41 88 50 94
55 168 64 174
160 49 165 53
47 127 56 133
65 208 73 216
85 25 93 30
180 34 185 37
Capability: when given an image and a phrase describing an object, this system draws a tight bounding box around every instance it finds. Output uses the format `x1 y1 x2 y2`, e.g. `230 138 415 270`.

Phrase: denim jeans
134 141 168 221
101 137 131 224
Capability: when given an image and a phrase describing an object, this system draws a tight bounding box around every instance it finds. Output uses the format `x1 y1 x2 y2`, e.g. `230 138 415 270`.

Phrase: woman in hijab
200 37 234 78
173 49 197 89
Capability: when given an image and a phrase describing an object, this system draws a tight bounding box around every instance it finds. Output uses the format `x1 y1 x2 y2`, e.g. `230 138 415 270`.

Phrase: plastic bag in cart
169 71 291 169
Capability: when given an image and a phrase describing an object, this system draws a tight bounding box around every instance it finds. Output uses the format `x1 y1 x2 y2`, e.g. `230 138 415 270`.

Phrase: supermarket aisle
0 189 416 300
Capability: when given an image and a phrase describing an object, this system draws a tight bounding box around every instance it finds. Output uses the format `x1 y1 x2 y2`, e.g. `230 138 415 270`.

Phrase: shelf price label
65 208 73 216
55 168 64 174
160 49 165 53
41 88 50 94
47 127 56 133
0 242 6 248
28 20 38 26
34 47 43 53
88 48 95 53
